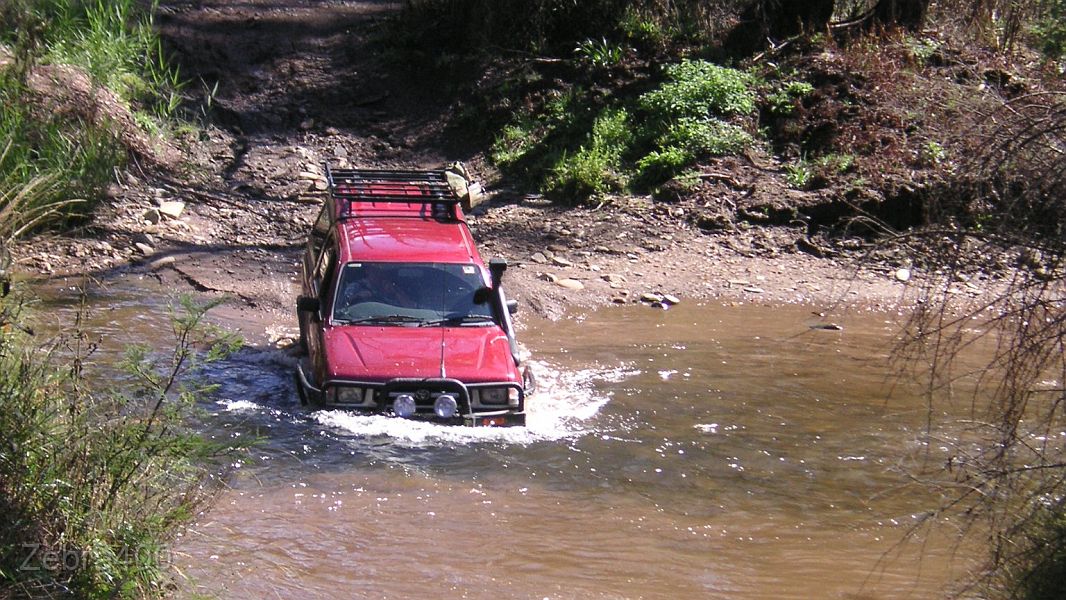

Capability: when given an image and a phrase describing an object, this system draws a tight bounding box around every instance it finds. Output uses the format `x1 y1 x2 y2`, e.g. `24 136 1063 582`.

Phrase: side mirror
296 295 320 313
506 299 519 315
489 258 507 288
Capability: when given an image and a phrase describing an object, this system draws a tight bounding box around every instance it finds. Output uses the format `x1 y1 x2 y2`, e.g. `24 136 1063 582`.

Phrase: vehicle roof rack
326 166 460 205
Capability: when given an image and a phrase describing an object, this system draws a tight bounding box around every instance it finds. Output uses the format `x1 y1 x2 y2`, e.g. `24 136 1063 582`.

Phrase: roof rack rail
325 166 460 205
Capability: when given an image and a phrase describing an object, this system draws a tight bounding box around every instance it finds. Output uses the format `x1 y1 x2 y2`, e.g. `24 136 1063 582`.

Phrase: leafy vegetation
0 0 182 230
0 290 242 598
490 59 762 202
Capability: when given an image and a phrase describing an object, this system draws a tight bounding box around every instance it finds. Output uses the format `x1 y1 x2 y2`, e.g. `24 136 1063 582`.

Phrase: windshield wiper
420 314 495 327
341 315 425 325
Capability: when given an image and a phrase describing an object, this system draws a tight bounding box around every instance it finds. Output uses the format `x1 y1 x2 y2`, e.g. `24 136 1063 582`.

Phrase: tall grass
0 290 242 598
0 0 182 231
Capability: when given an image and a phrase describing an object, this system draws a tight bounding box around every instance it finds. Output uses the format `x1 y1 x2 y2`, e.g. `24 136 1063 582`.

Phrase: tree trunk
872 0 929 30
760 0 835 39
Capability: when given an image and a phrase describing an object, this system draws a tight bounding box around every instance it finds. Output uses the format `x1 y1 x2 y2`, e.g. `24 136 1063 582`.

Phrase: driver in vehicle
340 264 417 309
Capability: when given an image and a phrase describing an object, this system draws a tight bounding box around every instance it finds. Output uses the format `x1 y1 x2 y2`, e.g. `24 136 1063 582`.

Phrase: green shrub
659 116 752 157
574 37 626 68
637 146 692 181
765 80 814 116
545 107 632 202
785 158 813 189
639 59 757 119
0 293 242 598
546 147 619 201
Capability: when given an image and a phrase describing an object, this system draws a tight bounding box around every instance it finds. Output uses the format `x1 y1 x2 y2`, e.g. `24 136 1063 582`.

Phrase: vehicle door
303 201 332 295
308 241 337 381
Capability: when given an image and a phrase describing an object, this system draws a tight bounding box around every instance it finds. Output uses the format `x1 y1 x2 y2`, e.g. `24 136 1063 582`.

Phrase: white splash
311 360 638 446
216 399 264 412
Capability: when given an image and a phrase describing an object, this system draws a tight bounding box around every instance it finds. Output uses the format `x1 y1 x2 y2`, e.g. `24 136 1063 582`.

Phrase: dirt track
14 0 927 342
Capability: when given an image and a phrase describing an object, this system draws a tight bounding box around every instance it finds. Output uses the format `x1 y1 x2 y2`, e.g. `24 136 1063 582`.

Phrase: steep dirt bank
10 0 996 342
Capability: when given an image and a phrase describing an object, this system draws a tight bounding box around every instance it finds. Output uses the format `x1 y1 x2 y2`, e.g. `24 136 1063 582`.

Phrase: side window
309 202 331 260
314 245 336 299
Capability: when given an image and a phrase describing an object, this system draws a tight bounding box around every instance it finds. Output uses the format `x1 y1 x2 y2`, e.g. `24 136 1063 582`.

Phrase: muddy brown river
40 282 976 598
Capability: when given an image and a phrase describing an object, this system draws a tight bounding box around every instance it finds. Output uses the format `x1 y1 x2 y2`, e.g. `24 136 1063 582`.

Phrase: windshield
332 262 494 326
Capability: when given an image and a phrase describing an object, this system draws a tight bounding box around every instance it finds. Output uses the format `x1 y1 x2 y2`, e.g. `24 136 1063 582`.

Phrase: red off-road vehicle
294 167 533 426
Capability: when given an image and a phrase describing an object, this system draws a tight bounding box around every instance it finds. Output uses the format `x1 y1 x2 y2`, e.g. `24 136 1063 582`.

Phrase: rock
810 323 843 331
530 252 548 264
300 118 314 130
895 268 911 282
134 242 154 256
539 272 559 283
551 256 573 268
158 201 185 219
640 292 664 303
556 278 584 291
611 296 627 304
325 126 340 136
133 232 155 246
742 286 764 294
143 208 161 225
313 179 328 191
602 273 627 284
662 294 681 305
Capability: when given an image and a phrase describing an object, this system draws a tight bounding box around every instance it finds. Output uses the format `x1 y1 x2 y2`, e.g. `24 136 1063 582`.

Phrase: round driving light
393 394 417 418
434 394 458 419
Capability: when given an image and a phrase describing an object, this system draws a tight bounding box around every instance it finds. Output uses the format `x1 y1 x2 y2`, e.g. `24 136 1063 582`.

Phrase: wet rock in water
640 292 664 303
662 294 681 305
894 268 911 282
809 323 843 331
556 278 584 291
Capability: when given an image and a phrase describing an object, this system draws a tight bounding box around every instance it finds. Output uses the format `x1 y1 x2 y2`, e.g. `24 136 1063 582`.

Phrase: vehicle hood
323 325 519 383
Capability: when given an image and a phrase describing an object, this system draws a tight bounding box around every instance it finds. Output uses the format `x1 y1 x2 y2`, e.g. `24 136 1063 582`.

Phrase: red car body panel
322 325 520 383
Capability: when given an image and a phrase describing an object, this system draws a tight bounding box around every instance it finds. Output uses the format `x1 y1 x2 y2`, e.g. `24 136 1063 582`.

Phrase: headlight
480 387 520 406
434 394 458 418
333 387 364 404
393 394 417 418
